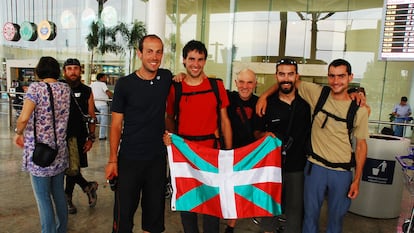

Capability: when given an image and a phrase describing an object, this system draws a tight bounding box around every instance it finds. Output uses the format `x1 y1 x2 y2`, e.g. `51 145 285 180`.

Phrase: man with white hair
224 68 259 233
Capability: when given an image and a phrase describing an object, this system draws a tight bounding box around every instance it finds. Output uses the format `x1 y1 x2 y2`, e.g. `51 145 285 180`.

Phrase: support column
147 0 167 41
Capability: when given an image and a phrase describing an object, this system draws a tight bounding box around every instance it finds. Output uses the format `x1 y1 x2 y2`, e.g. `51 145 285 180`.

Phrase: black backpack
173 78 224 148
309 86 359 170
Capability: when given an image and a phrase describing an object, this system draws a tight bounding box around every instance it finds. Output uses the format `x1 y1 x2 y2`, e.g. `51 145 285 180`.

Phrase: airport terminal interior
1 0 414 232
0 106 410 233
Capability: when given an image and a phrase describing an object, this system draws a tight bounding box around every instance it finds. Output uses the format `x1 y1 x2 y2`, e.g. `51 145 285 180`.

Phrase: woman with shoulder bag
13 56 71 233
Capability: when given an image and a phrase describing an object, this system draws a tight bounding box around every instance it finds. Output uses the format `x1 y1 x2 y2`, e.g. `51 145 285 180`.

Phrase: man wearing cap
253 58 310 233
63 58 99 214
392 96 412 137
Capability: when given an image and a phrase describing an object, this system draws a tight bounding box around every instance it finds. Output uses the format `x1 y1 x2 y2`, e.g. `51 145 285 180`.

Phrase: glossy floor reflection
0 104 405 233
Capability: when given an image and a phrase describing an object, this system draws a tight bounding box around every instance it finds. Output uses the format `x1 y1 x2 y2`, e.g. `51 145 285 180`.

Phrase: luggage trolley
396 151 414 233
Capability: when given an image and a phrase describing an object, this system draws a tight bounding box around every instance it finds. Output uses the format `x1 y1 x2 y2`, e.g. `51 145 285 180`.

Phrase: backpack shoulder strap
312 86 331 122
208 78 221 106
308 88 360 170
173 82 183 130
346 100 359 141
208 78 224 148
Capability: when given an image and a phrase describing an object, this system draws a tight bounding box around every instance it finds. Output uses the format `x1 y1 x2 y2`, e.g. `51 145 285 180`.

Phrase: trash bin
349 134 410 218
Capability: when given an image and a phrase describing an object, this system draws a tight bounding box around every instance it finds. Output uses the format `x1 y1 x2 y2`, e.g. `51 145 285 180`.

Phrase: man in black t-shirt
224 68 258 233
106 35 173 233
254 59 311 233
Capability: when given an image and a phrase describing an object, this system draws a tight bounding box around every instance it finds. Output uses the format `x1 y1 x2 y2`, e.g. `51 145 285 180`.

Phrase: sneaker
66 195 77 214
85 181 98 208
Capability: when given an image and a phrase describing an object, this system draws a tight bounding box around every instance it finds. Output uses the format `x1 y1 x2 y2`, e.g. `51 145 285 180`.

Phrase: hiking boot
84 181 98 208
66 195 77 214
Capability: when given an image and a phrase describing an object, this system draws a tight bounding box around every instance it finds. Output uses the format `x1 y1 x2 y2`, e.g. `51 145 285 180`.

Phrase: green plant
85 20 147 75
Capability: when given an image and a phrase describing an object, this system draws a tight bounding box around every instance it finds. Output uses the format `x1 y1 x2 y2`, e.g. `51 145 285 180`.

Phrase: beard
278 81 294 94
65 75 81 87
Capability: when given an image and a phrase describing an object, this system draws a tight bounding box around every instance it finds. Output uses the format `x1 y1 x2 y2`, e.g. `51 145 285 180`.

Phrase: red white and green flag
167 134 283 219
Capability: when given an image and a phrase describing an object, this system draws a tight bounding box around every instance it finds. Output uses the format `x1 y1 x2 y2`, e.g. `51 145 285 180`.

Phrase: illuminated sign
379 0 414 60
20 21 37 41
37 20 57 41
3 22 20 41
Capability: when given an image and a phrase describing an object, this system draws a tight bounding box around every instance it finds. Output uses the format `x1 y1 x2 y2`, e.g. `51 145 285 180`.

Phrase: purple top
22 81 71 177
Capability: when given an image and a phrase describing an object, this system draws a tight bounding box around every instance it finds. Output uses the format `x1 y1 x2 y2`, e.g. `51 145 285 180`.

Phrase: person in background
63 58 98 214
254 58 310 233
224 68 258 233
105 34 173 233
392 96 412 137
13 83 29 117
90 73 113 140
164 40 232 233
13 56 71 233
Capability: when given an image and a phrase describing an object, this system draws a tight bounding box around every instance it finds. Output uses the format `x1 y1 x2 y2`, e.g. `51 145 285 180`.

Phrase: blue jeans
31 172 68 233
302 162 352 233
96 104 109 139
393 118 405 137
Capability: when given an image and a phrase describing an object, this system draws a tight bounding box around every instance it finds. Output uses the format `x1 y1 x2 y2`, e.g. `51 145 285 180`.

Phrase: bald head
235 68 257 100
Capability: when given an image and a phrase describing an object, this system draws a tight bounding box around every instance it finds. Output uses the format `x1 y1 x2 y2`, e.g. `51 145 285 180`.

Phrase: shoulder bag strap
70 90 88 118
35 83 57 148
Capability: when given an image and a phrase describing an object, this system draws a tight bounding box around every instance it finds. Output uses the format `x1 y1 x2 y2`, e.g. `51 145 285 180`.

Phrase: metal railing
0 90 112 131
2 89 414 140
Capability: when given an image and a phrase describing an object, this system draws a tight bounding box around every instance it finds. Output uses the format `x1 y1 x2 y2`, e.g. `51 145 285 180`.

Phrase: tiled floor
0 101 408 233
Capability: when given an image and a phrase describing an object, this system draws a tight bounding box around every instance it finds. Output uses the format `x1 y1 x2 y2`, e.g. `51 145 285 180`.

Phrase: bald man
224 69 259 232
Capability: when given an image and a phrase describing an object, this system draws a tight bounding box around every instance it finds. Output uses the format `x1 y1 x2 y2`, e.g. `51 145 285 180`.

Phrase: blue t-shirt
393 103 412 119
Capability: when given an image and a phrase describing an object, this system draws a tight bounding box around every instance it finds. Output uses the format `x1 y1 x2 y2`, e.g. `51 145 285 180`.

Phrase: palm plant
128 20 146 72
85 20 147 76
86 21 100 79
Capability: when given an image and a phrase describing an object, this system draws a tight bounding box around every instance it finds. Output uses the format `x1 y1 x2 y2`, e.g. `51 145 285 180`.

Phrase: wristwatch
88 117 97 124
14 128 23 135
87 133 96 142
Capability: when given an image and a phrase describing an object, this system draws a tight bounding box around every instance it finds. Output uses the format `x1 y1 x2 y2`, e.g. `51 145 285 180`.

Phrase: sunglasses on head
276 59 297 65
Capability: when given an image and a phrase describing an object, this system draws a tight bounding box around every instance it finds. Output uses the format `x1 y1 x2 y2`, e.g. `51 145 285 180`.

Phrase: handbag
66 136 80 176
32 83 58 167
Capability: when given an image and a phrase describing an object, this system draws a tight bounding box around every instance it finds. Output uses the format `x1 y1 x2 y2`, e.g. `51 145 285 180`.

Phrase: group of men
104 34 368 233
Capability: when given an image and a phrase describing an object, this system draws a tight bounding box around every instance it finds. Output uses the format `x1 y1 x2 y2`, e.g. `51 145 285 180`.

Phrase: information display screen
379 0 414 60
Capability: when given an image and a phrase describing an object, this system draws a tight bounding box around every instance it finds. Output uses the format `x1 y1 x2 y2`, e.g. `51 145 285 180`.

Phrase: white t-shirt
90 81 109 106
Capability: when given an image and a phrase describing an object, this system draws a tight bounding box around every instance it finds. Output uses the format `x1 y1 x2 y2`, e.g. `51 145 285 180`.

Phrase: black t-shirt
254 92 311 172
67 83 91 138
227 91 258 148
111 69 172 160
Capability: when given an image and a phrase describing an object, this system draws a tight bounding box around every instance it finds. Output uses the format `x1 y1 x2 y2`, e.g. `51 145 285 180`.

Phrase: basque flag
167 134 283 219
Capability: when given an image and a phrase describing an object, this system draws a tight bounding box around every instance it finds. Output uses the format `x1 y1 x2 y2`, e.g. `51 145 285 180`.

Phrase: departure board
379 0 414 60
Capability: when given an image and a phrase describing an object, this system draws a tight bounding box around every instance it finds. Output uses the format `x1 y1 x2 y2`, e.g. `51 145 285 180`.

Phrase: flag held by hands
167 134 283 219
